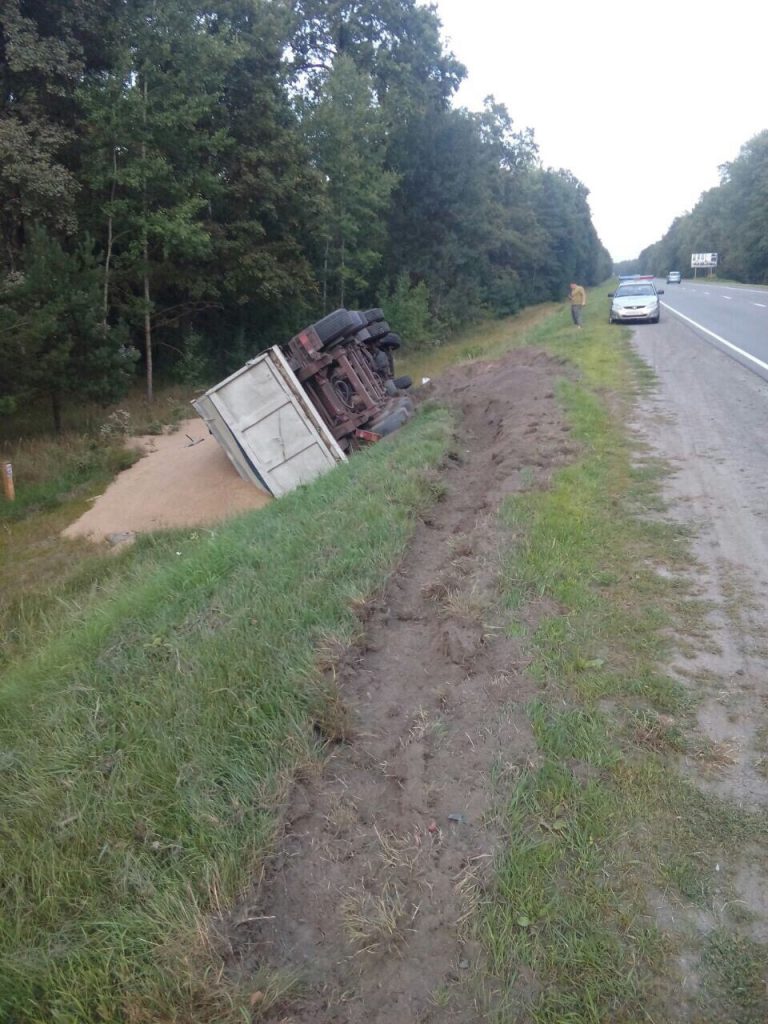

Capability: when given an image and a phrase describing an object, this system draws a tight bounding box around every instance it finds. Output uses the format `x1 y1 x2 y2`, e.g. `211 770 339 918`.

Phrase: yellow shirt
569 285 586 306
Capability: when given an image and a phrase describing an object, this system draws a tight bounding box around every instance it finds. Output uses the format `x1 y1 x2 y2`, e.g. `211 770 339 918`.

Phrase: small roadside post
2 462 15 502
691 252 718 279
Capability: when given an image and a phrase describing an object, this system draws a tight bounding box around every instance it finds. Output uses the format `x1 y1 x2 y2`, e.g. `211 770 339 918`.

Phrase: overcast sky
430 0 768 262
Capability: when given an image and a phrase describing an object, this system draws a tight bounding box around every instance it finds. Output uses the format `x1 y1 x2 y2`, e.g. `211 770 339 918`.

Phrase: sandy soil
62 418 271 544
218 349 578 1022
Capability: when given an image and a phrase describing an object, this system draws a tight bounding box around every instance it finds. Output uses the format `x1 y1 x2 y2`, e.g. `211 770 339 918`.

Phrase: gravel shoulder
631 316 768 811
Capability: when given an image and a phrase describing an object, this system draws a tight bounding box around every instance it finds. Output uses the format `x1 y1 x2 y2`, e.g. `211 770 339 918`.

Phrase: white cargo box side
192 346 346 497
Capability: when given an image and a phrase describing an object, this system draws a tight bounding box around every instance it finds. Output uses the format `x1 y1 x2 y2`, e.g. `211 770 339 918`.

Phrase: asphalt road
656 278 768 382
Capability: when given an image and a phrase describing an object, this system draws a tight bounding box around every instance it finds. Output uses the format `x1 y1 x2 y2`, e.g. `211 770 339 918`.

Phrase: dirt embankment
217 350 577 1022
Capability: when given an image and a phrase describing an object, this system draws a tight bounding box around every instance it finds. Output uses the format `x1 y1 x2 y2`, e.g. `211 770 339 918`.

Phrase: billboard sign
691 252 718 268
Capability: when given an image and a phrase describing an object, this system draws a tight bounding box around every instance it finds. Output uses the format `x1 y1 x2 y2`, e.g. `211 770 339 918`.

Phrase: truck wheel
348 311 367 330
311 309 356 345
368 405 409 437
379 332 401 350
365 321 391 342
393 375 412 390
363 307 385 324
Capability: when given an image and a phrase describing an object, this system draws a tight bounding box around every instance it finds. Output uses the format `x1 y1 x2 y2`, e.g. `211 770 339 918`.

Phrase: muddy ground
218 348 578 1022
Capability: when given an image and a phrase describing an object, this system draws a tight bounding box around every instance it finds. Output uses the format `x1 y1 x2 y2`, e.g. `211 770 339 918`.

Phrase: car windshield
616 284 655 297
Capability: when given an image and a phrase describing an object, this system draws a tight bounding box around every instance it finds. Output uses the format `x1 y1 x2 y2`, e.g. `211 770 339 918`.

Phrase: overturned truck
193 307 414 497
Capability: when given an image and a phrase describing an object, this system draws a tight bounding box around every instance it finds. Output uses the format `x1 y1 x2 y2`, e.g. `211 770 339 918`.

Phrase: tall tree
0 227 135 430
78 0 234 399
287 0 464 108
305 54 397 309
0 0 84 270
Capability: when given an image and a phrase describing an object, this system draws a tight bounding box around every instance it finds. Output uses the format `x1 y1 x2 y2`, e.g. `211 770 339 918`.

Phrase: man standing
569 282 587 327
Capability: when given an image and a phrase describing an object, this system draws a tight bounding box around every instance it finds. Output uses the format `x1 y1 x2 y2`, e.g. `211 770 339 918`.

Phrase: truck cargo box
192 346 346 497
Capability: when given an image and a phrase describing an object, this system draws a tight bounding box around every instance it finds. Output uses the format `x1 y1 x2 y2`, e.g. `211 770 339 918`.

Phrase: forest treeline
618 130 768 283
1 0 612 428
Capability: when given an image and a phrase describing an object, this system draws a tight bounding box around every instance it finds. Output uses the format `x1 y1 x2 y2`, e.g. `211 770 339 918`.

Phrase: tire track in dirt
222 349 578 1022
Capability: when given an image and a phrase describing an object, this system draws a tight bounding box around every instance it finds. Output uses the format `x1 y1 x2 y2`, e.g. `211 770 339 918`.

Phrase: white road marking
722 286 768 296
661 304 768 373
723 295 732 300
753 302 766 308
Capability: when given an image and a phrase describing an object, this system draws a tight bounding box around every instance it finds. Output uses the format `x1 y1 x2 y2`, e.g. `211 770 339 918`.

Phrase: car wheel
651 315 660 324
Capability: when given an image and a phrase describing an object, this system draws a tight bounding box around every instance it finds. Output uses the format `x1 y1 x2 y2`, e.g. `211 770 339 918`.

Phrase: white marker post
2 462 15 502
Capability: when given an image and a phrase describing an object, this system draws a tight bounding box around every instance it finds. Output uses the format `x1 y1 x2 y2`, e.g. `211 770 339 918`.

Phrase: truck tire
367 404 409 437
365 320 390 342
379 332 401 350
372 349 390 375
393 375 412 390
363 307 385 324
311 309 356 345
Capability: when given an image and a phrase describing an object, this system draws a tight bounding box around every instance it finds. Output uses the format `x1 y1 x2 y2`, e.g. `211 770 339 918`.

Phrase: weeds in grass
661 855 712 906
701 931 768 1023
340 881 409 950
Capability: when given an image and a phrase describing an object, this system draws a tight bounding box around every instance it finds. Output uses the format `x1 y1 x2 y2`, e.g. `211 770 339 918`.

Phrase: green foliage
0 0 88 265
0 227 137 431
305 53 397 309
0 0 611 410
636 130 768 283
380 274 435 344
173 330 211 387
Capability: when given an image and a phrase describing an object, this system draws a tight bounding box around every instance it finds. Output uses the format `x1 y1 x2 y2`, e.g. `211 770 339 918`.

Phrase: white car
667 271 682 283
608 282 664 324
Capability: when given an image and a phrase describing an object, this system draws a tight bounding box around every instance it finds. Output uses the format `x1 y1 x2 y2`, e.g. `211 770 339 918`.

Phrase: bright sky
430 0 768 262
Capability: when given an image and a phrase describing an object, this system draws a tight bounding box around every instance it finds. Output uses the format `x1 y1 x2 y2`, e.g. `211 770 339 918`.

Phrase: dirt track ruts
221 348 579 1021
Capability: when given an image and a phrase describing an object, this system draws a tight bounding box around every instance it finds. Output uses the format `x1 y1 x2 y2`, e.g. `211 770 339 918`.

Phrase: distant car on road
667 270 682 283
608 281 664 324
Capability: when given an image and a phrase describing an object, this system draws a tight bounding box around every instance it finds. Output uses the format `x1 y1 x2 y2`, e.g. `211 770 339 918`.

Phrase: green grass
701 931 768 1023
0 434 140 523
0 385 197 668
0 406 453 1023
5 292 768 1021
475 294 768 1021
398 302 560 382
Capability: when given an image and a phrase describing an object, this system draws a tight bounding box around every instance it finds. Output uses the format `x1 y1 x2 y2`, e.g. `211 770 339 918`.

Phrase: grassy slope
476 297 768 1023
0 408 452 1022
4 291 767 1022
1 387 193 669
